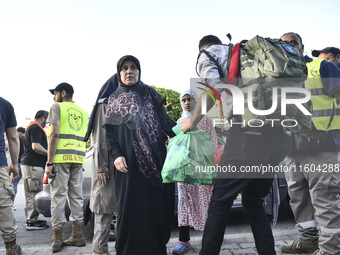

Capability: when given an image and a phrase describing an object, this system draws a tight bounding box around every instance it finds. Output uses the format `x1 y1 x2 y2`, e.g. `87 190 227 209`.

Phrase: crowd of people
0 32 340 255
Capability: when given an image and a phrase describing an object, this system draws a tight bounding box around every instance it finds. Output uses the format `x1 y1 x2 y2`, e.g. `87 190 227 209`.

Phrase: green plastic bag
161 123 216 185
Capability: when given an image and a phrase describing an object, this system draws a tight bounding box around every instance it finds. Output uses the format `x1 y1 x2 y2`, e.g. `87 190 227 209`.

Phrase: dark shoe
36 219 47 224
25 220 49 230
281 238 318 253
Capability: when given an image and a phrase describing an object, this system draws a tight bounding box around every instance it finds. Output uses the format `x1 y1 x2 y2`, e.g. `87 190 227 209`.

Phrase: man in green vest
312 47 340 69
45 83 89 253
280 33 340 255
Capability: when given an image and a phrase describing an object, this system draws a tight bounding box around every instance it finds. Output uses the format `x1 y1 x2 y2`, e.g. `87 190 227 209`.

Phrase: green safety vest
305 59 340 131
54 102 88 164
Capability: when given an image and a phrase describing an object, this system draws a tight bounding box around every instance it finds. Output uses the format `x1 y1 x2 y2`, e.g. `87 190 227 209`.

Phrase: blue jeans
12 164 22 195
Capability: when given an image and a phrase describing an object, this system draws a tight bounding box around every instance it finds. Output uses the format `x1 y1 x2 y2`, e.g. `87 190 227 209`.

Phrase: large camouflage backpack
198 35 310 130
233 35 309 130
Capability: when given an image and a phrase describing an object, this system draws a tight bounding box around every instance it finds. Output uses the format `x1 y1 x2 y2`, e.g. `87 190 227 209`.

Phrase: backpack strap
326 101 336 131
226 43 234 75
222 42 242 95
196 49 225 78
227 42 241 85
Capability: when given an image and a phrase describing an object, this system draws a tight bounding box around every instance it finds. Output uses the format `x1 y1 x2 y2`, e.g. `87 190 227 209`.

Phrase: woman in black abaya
104 55 176 255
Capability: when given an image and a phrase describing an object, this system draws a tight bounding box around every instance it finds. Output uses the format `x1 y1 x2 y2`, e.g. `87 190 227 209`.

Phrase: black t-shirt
18 136 24 164
0 97 17 166
21 124 47 168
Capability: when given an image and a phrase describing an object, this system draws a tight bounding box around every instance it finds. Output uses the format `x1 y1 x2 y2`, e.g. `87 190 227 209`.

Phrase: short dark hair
281 32 303 45
17 127 25 134
198 35 222 50
35 110 49 120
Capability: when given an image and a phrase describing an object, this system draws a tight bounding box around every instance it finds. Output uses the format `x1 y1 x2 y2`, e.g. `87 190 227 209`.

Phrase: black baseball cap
312 47 340 57
49 82 74 95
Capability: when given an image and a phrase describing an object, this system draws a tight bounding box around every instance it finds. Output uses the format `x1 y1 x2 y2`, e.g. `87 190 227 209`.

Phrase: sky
1 0 340 126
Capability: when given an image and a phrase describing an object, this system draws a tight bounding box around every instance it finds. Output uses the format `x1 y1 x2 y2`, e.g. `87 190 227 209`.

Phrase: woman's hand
97 172 109 185
114 156 128 173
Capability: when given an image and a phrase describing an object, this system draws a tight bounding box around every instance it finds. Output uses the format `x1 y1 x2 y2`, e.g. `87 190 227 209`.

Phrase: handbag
294 103 335 154
294 129 326 154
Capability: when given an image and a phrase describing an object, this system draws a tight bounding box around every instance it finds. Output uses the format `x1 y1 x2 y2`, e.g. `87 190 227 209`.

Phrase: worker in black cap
46 82 88 252
312 47 340 68
49 82 74 97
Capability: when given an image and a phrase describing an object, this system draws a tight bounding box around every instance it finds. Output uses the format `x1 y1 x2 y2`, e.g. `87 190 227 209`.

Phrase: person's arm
93 103 110 184
29 125 48 155
45 123 59 178
32 143 48 155
105 124 127 173
86 145 93 152
320 60 340 105
6 126 19 182
179 92 216 133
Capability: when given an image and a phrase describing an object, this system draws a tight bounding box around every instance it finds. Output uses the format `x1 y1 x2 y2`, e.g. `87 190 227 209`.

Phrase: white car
35 151 116 240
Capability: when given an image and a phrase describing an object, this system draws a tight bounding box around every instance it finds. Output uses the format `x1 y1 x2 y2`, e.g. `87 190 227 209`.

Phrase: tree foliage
152 86 181 122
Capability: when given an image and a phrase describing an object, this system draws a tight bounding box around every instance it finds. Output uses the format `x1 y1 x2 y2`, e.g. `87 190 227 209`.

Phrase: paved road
0 182 307 255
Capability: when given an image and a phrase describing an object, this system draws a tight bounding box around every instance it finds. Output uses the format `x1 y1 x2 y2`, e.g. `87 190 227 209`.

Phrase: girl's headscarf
180 89 198 119
116 55 141 87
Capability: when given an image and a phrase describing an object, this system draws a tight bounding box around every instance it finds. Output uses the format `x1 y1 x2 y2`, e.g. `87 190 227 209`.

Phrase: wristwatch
46 163 54 167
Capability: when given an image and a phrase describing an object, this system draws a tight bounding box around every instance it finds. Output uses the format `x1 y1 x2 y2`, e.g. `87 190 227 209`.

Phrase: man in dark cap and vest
312 47 340 68
45 83 88 253
280 33 340 255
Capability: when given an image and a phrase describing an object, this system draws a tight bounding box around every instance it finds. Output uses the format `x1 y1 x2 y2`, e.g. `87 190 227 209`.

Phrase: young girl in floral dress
172 89 218 254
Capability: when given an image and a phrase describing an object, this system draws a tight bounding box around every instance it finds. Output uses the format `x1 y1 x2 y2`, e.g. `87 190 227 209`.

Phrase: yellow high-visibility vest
53 102 88 164
306 59 340 131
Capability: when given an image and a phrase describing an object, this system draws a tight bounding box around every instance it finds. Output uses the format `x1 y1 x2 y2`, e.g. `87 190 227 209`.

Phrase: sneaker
36 219 47 224
313 249 331 255
281 238 318 253
25 220 49 231
172 242 192 254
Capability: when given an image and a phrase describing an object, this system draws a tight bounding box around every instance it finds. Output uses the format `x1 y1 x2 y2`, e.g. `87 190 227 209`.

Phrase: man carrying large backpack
280 32 340 255
180 34 309 255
